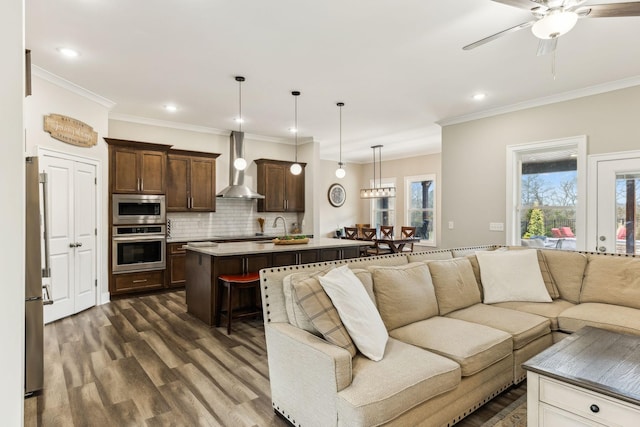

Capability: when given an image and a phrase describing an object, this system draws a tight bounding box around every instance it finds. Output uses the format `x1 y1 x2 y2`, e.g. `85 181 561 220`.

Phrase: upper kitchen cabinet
167 149 220 212
255 159 306 212
105 138 170 194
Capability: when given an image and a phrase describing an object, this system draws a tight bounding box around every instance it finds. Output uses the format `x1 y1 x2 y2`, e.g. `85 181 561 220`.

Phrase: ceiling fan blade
537 38 558 56
463 20 535 50
579 2 640 17
491 0 545 11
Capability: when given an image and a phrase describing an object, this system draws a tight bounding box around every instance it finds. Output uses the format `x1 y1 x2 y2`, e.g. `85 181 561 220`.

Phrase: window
506 136 586 250
406 174 435 245
370 178 395 228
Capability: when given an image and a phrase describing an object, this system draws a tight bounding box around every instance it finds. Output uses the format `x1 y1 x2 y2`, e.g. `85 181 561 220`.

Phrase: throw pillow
283 267 332 334
292 276 357 357
476 249 552 304
428 258 482 315
369 263 439 331
319 265 388 361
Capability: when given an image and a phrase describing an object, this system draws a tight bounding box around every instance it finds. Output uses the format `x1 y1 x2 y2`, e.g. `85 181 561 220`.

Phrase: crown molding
108 113 297 144
31 66 116 109
438 75 640 127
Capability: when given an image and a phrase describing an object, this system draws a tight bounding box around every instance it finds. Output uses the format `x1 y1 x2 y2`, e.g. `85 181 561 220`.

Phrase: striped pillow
292 277 356 357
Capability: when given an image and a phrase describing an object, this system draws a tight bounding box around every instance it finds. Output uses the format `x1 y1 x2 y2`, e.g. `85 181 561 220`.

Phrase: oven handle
112 235 166 242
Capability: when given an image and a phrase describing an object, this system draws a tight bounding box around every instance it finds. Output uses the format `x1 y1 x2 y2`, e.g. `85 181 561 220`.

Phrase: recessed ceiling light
164 104 178 112
472 93 487 101
57 47 79 58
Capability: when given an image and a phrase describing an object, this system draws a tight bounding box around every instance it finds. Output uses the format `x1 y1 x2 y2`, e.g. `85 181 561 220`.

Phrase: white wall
0 0 25 422
317 159 365 237
24 73 111 304
441 85 640 248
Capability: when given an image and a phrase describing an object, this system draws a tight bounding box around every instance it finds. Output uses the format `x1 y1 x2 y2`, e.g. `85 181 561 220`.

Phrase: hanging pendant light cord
339 104 342 165
294 94 298 163
238 80 243 132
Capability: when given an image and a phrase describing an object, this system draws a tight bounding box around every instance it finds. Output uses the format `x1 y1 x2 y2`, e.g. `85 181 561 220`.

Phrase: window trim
404 174 436 246
369 177 396 228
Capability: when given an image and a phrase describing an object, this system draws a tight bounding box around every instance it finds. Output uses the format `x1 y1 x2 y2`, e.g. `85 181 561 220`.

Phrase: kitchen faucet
273 216 287 236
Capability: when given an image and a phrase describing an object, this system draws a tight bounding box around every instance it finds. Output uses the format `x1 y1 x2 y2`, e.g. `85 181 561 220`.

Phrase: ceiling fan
464 0 640 56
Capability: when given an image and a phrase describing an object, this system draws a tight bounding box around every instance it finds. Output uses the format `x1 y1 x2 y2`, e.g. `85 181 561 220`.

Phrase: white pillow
476 249 552 304
319 265 388 361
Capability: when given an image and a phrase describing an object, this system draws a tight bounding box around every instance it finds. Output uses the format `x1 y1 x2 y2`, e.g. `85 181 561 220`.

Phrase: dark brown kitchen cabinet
111 270 165 295
255 159 306 212
166 242 187 288
105 138 170 194
167 150 220 212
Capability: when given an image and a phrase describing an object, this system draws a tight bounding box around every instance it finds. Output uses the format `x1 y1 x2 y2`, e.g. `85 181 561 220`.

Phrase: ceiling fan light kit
531 10 578 39
464 0 640 56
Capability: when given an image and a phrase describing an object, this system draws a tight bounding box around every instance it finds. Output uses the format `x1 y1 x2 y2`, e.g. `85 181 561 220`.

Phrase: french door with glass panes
588 152 640 255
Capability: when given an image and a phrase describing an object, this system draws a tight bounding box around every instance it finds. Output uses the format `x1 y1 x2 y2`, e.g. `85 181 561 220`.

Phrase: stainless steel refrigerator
25 156 51 396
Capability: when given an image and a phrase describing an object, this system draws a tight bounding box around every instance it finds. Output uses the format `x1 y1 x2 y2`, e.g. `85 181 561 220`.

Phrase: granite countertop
167 234 316 243
184 237 367 256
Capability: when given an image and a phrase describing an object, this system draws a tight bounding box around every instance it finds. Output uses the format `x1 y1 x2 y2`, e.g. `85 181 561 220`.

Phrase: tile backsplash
167 198 300 241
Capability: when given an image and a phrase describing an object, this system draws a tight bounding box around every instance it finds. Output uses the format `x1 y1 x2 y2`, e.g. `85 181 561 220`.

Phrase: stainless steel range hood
216 131 264 199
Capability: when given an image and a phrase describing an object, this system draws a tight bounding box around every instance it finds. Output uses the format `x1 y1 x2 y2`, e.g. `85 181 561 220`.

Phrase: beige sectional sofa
259 246 640 427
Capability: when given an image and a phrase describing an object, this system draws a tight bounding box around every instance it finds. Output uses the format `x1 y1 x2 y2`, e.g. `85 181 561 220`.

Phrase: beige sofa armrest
266 322 353 426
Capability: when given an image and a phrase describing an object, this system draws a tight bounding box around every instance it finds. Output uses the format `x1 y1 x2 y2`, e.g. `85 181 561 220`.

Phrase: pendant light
233 76 247 171
335 102 346 179
360 145 396 198
290 91 302 175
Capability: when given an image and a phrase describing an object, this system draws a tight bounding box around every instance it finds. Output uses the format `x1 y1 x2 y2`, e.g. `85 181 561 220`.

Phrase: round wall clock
328 183 346 207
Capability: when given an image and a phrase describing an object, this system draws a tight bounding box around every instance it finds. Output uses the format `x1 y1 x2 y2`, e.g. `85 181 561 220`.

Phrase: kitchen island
185 238 370 326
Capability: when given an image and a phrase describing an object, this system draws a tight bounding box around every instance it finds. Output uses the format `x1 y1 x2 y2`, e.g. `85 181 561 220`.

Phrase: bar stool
216 272 261 335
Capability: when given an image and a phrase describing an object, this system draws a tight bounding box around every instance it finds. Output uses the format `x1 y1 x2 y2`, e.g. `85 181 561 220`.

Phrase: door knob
598 246 607 252
69 243 77 248
76 242 82 247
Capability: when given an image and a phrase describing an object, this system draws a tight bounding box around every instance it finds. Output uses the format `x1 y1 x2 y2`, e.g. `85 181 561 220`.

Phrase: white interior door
41 153 97 323
588 152 640 255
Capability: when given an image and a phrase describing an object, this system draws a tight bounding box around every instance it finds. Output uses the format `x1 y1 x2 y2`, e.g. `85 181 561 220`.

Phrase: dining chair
344 227 359 240
380 225 394 239
400 226 417 252
360 227 388 256
356 223 370 239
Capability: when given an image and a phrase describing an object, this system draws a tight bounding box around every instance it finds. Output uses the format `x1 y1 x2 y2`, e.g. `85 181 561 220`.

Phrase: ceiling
26 0 640 163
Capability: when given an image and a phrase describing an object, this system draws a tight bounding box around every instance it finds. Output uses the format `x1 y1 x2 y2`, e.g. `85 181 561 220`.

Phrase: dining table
373 237 419 253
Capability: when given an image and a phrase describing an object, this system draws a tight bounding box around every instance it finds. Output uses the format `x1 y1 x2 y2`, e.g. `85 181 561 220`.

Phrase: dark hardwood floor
24 290 524 426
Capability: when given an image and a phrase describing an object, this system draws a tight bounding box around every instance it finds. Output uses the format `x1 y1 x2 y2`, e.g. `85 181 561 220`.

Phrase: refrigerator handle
39 172 51 278
42 284 53 305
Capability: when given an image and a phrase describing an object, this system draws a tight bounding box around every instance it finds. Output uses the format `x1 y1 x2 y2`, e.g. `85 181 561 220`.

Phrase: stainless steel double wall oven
112 194 166 273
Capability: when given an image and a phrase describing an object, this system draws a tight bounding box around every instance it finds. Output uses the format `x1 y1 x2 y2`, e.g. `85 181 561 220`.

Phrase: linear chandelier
360 145 396 199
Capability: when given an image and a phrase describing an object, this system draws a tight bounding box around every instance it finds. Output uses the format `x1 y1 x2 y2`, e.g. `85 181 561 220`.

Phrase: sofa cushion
541 249 587 303
320 265 388 361
428 258 482 315
407 251 453 262
446 303 550 349
390 317 512 377
283 267 375 334
370 263 439 331
558 302 640 335
337 338 460 427
491 299 575 331
292 276 357 357
581 255 640 309
476 249 552 304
